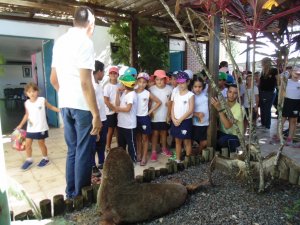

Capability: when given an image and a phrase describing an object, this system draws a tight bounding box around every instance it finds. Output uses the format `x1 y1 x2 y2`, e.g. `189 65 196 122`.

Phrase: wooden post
195 155 200 165
39 199 52 219
14 212 28 221
166 162 173 174
27 210 35 220
178 162 185 171
190 156 196 166
74 196 84 211
82 186 93 207
160 168 168 176
207 147 214 161
53 194 65 216
130 15 138 69
246 36 250 72
221 147 229 158
148 167 156 181
92 184 100 204
65 199 74 213
202 149 210 162
289 168 299 185
173 161 178 173
207 11 220 150
143 169 150 182
155 169 161 178
135 175 144 183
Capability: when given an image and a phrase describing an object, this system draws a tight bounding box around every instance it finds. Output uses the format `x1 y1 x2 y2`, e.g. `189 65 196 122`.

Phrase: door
170 51 184 72
42 39 59 127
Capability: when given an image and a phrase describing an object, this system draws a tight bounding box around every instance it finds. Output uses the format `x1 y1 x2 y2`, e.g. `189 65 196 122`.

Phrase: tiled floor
2 117 300 217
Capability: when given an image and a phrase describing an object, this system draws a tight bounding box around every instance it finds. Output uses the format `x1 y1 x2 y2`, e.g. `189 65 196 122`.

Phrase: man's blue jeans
61 108 96 198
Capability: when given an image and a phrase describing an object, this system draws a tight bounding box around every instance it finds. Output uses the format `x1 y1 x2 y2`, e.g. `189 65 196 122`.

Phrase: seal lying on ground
98 147 187 225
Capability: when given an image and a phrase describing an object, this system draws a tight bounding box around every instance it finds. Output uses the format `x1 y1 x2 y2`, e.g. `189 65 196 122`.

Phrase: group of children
102 67 209 166
16 64 210 171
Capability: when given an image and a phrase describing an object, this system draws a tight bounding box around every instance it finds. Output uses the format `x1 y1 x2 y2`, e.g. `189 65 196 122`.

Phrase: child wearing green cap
115 74 138 162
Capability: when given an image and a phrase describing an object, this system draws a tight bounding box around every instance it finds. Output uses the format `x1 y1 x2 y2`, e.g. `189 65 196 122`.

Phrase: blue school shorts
137 116 152 135
170 118 193 139
106 113 117 128
151 122 170 131
26 130 49 140
192 125 208 142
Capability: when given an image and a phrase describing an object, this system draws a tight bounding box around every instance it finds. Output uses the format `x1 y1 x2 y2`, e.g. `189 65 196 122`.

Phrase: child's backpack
11 129 26 151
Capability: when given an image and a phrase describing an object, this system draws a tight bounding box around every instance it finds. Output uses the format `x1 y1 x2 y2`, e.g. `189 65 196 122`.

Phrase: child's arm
115 103 132 113
45 100 60 112
148 93 161 116
115 87 122 107
193 112 204 123
104 96 115 112
16 107 29 129
178 95 195 124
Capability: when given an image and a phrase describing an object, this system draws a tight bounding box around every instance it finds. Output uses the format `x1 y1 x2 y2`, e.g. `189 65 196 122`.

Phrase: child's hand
16 125 22 130
197 112 204 123
118 86 125 92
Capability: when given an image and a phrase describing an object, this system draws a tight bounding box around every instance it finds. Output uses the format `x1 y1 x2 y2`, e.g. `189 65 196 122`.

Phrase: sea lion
98 147 187 224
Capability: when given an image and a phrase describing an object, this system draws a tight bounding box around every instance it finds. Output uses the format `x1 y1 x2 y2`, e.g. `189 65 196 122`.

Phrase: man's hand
90 115 102 136
211 97 222 111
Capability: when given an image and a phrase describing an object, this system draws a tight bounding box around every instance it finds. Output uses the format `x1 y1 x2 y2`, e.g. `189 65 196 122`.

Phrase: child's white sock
43 156 49 160
26 157 33 162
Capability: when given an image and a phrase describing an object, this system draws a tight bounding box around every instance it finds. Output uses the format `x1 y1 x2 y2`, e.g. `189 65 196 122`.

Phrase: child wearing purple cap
170 71 194 163
135 72 161 166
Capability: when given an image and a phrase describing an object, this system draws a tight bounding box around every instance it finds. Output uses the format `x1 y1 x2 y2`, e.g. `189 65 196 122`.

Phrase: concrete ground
2 116 300 218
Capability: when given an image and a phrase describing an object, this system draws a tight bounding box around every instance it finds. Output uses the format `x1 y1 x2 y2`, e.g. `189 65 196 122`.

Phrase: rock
98 147 187 224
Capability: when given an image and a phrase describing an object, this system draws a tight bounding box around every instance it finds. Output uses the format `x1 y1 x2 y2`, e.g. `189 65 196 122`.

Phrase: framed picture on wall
22 65 32 78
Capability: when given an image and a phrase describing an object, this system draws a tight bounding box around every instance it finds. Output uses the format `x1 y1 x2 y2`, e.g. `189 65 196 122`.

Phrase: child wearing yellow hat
115 74 138 162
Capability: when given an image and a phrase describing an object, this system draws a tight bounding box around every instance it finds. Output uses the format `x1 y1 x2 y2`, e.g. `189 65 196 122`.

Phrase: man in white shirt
50 6 101 199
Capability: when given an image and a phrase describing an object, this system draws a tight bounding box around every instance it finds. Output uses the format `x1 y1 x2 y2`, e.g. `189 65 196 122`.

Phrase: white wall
0 65 33 98
0 20 114 63
0 20 114 94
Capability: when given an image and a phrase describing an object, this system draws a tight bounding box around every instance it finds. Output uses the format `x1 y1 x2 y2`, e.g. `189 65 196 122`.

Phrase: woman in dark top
259 57 278 129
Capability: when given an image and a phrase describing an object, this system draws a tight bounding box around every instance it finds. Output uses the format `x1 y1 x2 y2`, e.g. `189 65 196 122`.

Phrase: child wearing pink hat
149 70 173 161
103 66 119 153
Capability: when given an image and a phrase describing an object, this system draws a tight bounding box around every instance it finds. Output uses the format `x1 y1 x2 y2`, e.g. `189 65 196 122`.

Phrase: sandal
140 160 147 166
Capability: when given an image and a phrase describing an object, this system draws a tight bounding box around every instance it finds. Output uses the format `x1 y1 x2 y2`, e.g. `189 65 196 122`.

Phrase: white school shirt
243 86 259 108
136 89 150 116
149 85 173 122
103 82 119 115
92 79 107 122
52 27 94 110
171 85 179 98
25 97 49 133
193 93 209 126
117 91 137 129
286 79 300 99
172 91 194 120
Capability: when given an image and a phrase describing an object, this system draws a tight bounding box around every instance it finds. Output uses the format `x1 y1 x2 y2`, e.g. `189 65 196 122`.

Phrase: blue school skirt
170 118 192 139
26 130 49 140
137 116 152 135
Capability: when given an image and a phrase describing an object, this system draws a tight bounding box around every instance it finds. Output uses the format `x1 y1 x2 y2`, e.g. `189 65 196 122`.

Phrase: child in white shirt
170 71 194 163
149 70 173 161
103 66 119 152
191 77 209 154
17 82 60 171
135 72 161 166
115 74 138 162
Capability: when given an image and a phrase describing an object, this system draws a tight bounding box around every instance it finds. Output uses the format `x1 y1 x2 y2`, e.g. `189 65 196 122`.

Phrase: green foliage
284 199 300 221
109 22 169 74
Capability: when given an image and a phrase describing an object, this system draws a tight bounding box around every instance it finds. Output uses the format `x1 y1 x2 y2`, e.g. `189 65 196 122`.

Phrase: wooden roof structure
1 0 300 40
